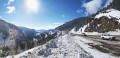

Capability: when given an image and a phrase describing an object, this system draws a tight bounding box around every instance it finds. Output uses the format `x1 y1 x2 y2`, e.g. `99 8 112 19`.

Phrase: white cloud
82 0 102 15
54 23 63 25
25 0 40 14
77 9 83 14
35 26 58 30
25 25 59 30
104 0 113 7
43 26 58 30
0 16 2 18
37 23 64 30
7 6 15 14
62 14 65 18
8 0 14 5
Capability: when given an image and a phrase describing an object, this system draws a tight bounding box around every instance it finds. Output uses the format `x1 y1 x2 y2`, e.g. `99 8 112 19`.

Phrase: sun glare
25 0 40 14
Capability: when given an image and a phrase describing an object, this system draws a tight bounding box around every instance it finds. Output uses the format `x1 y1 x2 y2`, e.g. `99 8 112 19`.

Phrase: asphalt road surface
72 34 120 56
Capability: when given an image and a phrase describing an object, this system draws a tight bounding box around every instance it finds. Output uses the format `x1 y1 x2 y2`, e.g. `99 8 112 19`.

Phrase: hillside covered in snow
71 8 120 35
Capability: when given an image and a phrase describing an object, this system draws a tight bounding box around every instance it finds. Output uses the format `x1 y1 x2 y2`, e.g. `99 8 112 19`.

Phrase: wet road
71 34 120 56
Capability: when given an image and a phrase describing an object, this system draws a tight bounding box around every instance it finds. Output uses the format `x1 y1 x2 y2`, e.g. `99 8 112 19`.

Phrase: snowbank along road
7 33 120 58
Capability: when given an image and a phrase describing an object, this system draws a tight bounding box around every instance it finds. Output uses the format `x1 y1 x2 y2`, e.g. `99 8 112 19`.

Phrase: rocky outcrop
85 16 120 33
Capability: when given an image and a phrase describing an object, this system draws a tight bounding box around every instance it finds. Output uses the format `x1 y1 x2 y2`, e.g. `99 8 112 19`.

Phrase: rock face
85 16 120 33
83 0 120 33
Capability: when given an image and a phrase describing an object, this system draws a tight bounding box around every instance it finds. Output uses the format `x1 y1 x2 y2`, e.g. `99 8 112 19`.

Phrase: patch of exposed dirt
88 41 120 56
88 43 110 53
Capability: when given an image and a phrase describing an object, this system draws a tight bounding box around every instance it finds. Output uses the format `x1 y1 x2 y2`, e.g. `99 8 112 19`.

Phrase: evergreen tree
17 46 21 54
9 45 15 58
24 42 28 51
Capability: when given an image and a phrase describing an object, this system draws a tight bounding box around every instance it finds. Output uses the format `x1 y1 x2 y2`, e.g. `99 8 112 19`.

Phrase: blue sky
0 0 112 30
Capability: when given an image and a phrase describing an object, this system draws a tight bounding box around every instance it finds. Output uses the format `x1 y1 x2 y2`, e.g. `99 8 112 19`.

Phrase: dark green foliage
37 35 56 46
0 46 10 57
0 20 9 39
110 0 120 11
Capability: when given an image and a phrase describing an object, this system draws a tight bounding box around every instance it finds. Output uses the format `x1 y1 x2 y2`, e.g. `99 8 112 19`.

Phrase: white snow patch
84 29 120 35
45 34 47 38
70 24 89 34
97 24 101 27
95 9 120 23
7 46 39 58
70 24 120 35
49 31 54 35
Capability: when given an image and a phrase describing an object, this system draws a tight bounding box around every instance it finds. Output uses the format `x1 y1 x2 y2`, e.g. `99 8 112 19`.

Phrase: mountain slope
35 17 88 42
70 0 120 33
84 7 120 33
19 27 37 38
56 17 87 32
0 19 33 46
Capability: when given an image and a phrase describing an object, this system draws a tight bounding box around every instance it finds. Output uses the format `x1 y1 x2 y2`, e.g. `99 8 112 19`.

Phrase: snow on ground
45 34 48 38
71 28 120 35
70 24 88 34
73 36 119 58
7 35 93 58
107 29 120 35
7 34 93 58
71 29 120 35
7 34 119 58
95 9 120 23
7 46 39 58
70 24 120 35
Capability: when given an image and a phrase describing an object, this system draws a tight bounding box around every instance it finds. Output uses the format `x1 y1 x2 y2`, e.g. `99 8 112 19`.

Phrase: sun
25 0 40 14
